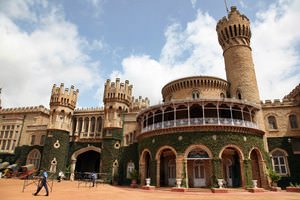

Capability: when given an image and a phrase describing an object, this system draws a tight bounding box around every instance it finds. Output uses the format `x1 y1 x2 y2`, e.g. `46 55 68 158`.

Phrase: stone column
156 160 160 187
140 163 145 186
70 159 76 181
176 155 184 179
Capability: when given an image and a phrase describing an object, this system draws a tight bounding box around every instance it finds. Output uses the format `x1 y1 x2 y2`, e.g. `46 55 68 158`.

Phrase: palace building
0 7 299 188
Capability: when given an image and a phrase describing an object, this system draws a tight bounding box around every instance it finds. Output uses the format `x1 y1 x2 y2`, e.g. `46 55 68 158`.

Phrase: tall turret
48 83 79 132
103 78 132 129
216 6 267 150
41 83 79 174
216 6 260 104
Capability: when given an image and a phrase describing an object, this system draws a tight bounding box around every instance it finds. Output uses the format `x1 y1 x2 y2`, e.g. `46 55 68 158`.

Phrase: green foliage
129 169 139 180
289 182 300 187
268 168 281 184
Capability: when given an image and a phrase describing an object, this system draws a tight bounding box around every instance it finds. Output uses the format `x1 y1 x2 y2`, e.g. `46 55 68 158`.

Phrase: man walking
33 170 49 196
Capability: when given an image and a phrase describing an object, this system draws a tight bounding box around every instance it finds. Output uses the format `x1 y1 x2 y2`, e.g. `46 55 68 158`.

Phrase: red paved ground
1 179 300 200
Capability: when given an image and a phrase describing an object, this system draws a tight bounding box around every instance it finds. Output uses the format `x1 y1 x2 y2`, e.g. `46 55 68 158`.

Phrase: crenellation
50 83 79 109
0 105 50 114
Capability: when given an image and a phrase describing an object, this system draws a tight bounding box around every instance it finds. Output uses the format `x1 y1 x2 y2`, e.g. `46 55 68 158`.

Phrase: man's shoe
32 193 37 196
45 194 49 196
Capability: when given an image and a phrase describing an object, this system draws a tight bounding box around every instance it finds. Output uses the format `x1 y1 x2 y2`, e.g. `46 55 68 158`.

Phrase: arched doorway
250 149 262 187
70 146 101 180
158 148 176 187
139 149 152 185
186 148 211 187
75 150 100 173
221 147 243 187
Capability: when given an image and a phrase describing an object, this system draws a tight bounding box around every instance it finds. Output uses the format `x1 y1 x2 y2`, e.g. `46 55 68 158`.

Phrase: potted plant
129 169 138 188
268 169 281 187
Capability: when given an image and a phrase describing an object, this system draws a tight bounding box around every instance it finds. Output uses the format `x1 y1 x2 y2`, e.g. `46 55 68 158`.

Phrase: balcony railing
141 117 258 133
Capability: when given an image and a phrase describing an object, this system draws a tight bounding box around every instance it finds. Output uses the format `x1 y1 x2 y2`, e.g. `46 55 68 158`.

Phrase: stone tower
102 78 133 181
103 78 132 129
216 6 260 103
216 6 267 150
41 83 79 173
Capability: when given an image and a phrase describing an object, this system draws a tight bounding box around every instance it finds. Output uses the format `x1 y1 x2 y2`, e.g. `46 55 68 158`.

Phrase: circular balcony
137 98 264 139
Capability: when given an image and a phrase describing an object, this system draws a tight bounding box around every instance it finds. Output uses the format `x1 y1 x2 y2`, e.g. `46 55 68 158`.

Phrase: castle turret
103 78 132 129
48 83 79 132
41 83 79 174
216 6 267 150
216 6 260 104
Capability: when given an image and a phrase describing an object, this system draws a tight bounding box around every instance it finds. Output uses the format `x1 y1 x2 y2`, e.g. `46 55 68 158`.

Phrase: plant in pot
129 169 138 188
268 168 281 187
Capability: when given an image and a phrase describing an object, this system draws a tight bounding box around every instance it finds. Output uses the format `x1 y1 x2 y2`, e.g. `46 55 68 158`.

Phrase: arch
248 147 264 160
270 148 289 157
184 144 213 159
155 145 178 160
218 144 244 160
26 149 41 170
140 149 152 164
249 147 264 187
71 146 101 161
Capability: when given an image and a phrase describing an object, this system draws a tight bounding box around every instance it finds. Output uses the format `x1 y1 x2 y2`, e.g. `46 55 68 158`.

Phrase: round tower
216 6 268 151
216 6 260 104
103 78 132 129
41 83 79 174
48 83 79 132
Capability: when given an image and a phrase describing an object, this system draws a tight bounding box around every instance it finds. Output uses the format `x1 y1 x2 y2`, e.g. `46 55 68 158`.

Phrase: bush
268 168 281 185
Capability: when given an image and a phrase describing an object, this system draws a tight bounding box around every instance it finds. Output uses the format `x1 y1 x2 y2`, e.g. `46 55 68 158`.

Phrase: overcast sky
0 0 299 108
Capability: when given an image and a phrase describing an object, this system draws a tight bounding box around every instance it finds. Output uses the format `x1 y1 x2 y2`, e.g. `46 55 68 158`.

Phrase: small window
40 135 46 145
126 161 135 179
289 114 298 129
271 149 289 175
220 93 225 98
192 91 200 99
268 116 278 129
30 135 36 145
236 90 242 100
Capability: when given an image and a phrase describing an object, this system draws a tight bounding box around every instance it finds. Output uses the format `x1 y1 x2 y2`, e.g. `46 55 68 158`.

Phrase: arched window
126 161 135 179
289 114 298 129
192 90 200 100
26 149 41 170
220 93 225 98
271 149 289 175
268 116 278 129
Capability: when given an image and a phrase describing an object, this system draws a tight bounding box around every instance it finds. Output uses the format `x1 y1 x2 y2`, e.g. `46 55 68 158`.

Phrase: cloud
110 11 224 104
191 0 197 9
110 0 300 105
0 1 103 108
252 0 300 100
85 0 104 18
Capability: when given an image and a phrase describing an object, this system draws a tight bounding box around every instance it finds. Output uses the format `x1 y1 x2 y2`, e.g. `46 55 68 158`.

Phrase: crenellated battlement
0 105 50 114
130 96 150 112
261 98 294 107
103 78 133 106
50 83 79 109
216 6 251 51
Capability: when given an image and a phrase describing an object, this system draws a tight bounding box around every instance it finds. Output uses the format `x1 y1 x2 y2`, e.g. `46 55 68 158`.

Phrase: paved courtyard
1 179 300 200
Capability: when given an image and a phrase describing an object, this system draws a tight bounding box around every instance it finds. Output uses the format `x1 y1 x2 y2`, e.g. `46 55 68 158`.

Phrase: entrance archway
75 150 100 173
139 149 152 185
250 148 263 187
156 147 177 187
185 147 212 188
220 146 243 187
70 146 101 180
